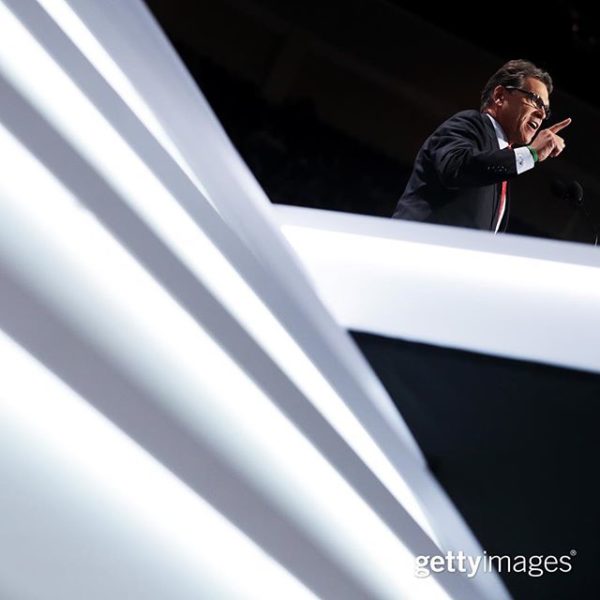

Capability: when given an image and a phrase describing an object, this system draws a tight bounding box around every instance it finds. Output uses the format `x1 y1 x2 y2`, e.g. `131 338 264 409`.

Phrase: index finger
548 117 572 133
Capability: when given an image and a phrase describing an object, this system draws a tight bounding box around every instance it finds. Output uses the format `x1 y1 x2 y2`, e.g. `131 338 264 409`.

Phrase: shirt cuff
514 146 535 174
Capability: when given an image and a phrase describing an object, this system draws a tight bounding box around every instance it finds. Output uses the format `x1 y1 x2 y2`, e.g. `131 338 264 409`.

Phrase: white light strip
34 0 214 205
52 0 426 461
0 118 458 599
0 0 436 542
0 329 317 600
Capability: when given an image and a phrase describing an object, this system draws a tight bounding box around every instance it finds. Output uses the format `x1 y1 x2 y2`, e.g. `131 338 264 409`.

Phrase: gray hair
480 59 553 110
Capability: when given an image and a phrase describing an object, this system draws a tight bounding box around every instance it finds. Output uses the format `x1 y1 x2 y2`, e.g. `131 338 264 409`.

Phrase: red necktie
494 144 512 233
494 180 507 233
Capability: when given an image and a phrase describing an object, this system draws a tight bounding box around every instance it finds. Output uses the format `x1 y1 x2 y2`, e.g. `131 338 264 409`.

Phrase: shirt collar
485 113 509 149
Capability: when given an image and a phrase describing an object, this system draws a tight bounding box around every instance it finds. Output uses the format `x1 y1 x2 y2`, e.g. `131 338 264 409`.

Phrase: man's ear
491 85 505 106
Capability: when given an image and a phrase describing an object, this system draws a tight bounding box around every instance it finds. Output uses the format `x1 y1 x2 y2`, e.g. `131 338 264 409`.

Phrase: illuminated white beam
0 2 510 597
0 329 318 600
276 205 600 375
36 0 427 466
0 98 481 599
0 0 439 546
34 0 213 204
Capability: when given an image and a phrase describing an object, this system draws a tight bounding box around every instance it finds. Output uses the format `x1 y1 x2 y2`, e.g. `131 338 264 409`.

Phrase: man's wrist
527 145 539 163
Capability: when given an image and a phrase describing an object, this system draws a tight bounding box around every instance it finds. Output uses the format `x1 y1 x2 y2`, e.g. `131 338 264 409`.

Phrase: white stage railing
276 205 600 375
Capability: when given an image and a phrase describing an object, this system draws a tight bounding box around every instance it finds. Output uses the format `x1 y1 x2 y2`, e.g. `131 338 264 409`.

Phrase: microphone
551 178 597 245
550 178 584 207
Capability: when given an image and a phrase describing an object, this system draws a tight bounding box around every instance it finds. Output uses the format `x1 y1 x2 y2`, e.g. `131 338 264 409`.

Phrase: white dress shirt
485 113 535 173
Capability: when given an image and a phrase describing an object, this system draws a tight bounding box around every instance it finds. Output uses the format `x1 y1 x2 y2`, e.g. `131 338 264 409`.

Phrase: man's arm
426 114 516 189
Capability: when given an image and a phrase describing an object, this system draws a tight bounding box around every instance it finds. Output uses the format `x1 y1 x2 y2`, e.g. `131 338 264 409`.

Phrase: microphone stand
551 179 598 246
578 202 599 246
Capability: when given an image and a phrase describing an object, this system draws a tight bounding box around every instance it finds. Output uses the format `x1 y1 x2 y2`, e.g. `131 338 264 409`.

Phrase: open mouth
527 120 540 132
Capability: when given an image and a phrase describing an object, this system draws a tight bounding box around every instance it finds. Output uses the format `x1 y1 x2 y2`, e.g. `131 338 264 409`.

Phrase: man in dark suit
392 59 571 232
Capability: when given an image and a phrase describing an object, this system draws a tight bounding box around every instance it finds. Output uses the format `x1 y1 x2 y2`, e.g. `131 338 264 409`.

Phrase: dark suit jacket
393 110 518 231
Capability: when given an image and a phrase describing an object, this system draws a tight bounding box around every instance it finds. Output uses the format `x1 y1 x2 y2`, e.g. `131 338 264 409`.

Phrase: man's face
497 77 550 145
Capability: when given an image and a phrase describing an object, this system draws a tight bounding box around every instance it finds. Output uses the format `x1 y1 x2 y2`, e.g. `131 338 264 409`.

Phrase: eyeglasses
504 86 551 120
